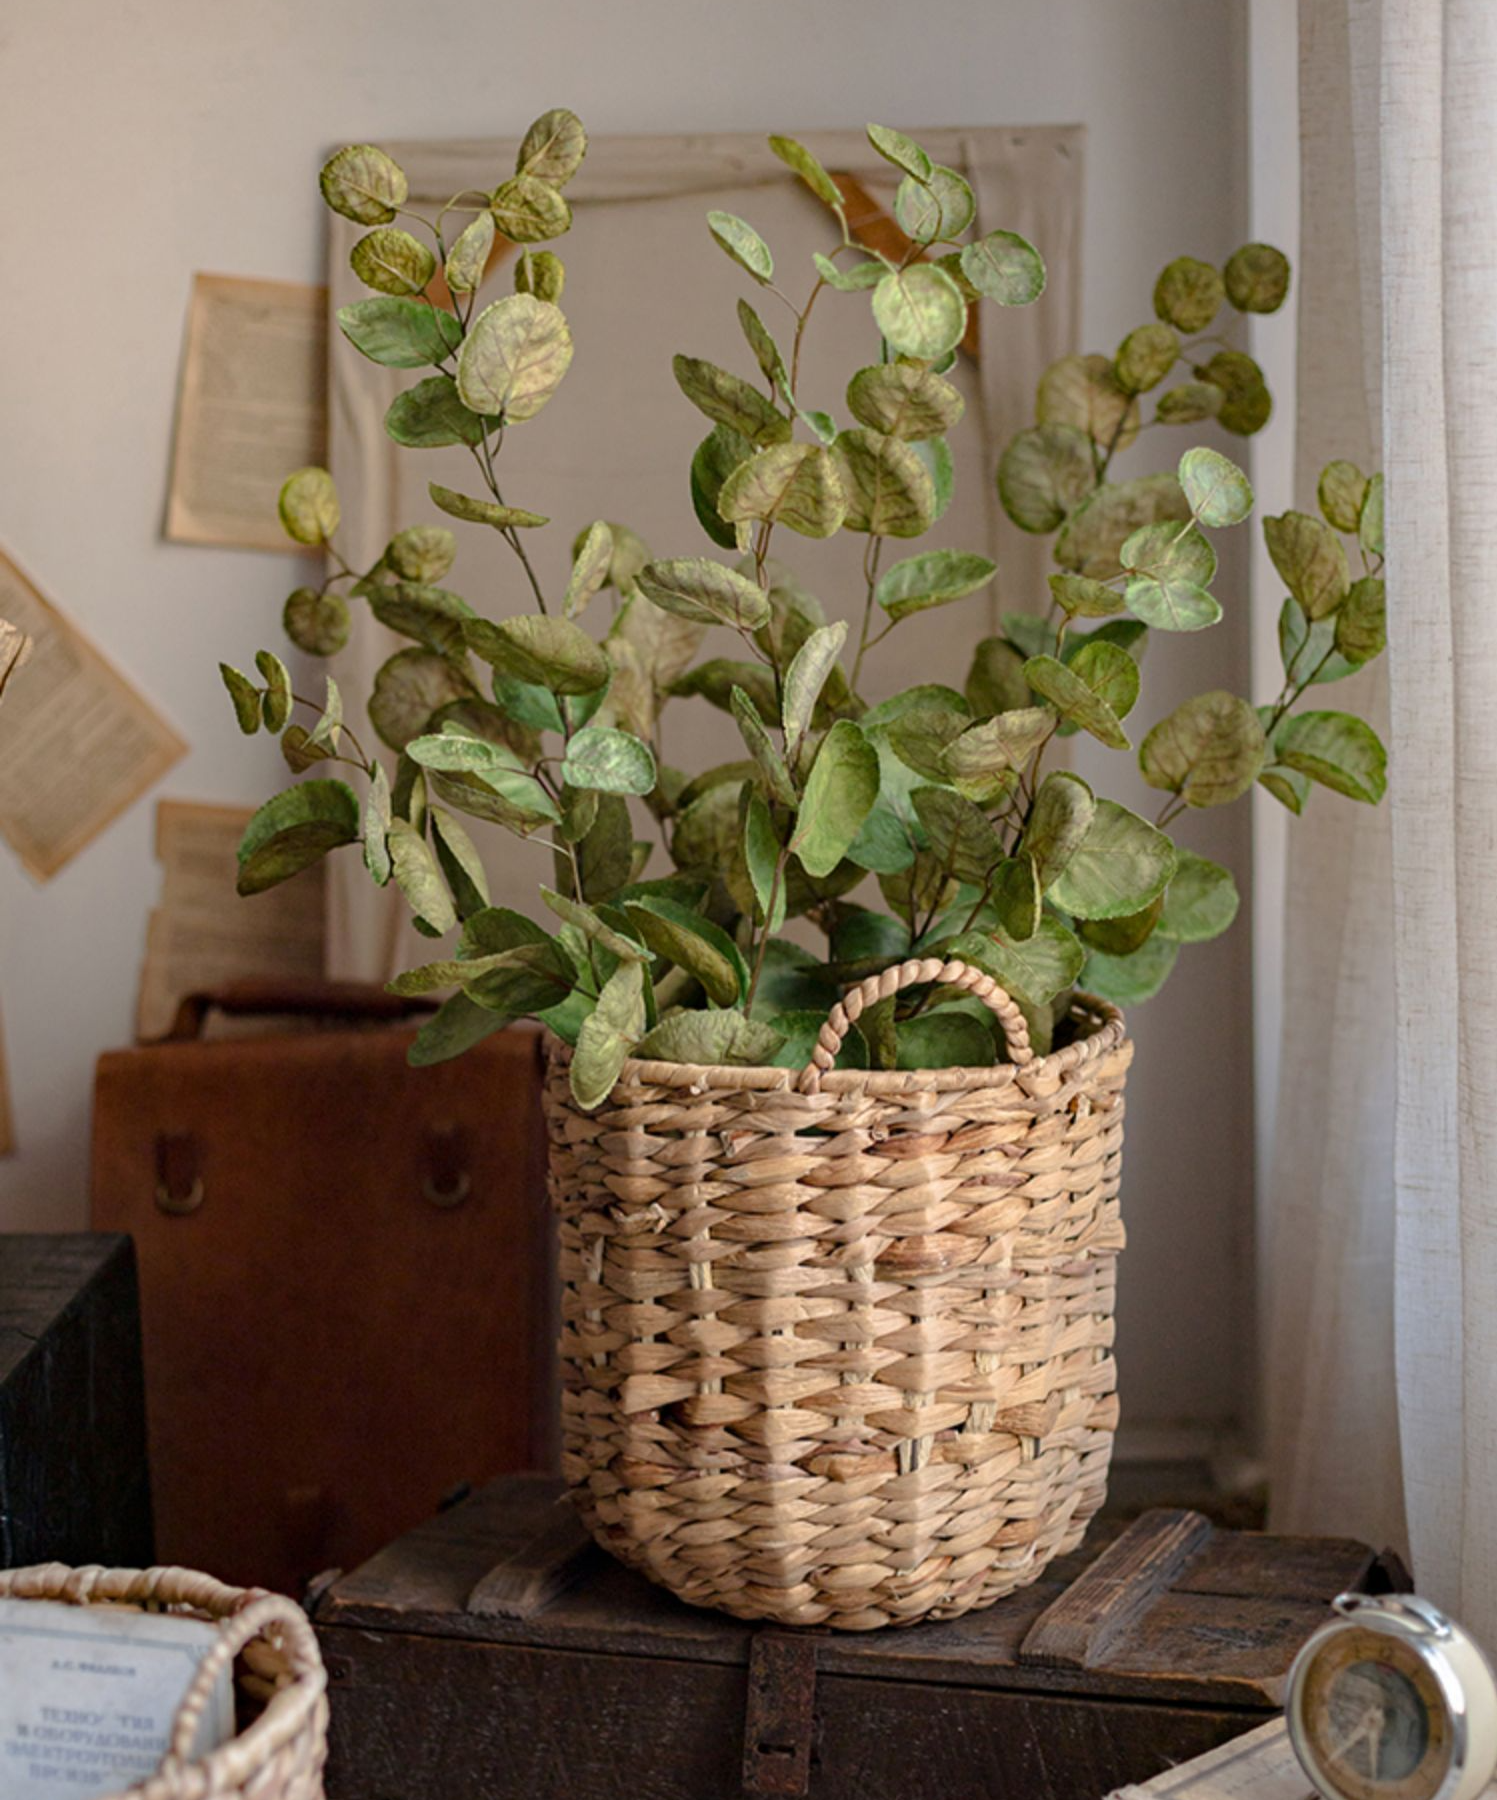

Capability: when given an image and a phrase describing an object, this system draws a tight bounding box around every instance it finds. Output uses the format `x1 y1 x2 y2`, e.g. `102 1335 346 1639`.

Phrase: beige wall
0 0 1260 1443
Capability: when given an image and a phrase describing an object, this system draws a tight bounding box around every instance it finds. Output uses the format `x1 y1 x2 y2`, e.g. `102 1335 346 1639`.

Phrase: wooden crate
313 1474 1392 1800
0 1233 153 1569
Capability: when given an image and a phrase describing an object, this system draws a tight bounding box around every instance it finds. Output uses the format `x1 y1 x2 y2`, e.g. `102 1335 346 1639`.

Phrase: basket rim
547 988 1128 1097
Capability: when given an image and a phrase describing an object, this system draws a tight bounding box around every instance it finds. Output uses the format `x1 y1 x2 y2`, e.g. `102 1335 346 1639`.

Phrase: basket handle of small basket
160 1593 323 1768
797 955 1034 1095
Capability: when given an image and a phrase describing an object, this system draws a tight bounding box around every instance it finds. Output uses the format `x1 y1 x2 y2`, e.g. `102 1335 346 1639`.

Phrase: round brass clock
1287 1594 1497 1800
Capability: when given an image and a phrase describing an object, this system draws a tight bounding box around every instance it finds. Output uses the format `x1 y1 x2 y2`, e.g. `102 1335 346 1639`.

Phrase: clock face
1299 1625 1454 1800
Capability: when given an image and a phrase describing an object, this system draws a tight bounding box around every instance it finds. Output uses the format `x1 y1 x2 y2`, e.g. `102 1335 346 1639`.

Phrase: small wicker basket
0 1564 327 1799
545 955 1133 1631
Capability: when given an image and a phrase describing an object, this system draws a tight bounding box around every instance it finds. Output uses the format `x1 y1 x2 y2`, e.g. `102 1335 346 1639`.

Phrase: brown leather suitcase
90 984 555 1595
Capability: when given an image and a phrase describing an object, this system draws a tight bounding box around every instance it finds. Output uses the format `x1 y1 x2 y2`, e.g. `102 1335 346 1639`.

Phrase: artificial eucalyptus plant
220 110 1388 1105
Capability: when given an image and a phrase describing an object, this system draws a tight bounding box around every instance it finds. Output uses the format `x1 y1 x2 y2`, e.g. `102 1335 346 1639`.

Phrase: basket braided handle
797 956 1034 1094
160 1593 323 1767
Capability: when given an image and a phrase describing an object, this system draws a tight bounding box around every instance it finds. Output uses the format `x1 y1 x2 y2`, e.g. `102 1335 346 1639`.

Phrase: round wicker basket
545 955 1132 1631
0 1564 327 1799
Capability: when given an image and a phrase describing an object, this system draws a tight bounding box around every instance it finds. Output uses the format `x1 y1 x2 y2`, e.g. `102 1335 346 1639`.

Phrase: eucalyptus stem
850 535 885 693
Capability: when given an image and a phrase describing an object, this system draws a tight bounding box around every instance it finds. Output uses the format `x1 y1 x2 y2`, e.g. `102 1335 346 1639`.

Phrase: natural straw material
0 1564 327 1799
545 956 1131 1630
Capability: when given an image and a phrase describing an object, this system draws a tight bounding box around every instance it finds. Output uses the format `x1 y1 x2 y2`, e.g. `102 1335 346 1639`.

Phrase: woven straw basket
545 954 1132 1631
0 1564 327 1798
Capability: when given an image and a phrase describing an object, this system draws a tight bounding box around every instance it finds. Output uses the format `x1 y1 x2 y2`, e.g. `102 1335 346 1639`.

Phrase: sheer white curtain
1267 0 1497 1644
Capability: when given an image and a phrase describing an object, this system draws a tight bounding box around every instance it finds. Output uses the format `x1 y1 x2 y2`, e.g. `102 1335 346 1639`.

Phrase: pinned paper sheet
0 551 185 880
135 799 326 1041
166 273 329 553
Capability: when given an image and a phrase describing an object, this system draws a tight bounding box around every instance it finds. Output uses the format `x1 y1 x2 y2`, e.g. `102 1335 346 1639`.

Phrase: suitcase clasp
742 1630 819 1798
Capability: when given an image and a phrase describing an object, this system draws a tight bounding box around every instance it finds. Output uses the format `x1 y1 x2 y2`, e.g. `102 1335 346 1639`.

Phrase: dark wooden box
0 1233 153 1569
314 1474 1390 1800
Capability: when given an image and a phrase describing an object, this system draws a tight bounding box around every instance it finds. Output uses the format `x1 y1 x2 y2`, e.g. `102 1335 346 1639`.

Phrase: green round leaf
1153 256 1224 332
867 124 931 182
457 294 574 422
718 443 847 539
350 228 436 297
516 108 588 186
1223 243 1291 314
561 726 657 796
1195 349 1272 435
1050 475 1194 579
1077 896 1162 957
1317 460 1368 533
912 436 954 522
1037 354 1139 452
1021 771 1096 890
846 364 964 441
781 618 848 754
690 425 754 550
369 648 478 750
236 779 361 896
1178 446 1254 526
464 614 609 695
337 297 464 368
624 896 744 1006
813 253 886 293
737 299 790 400
319 145 408 225
871 264 967 361
768 135 844 210
707 210 773 283
514 249 565 304
636 557 771 631
220 663 261 735
947 919 1086 1008
283 586 350 656
1048 799 1178 921
1263 510 1350 619
1279 597 1358 687
672 355 792 447
1024 654 1130 749
1277 710 1387 803
564 521 615 619
278 467 340 545
634 1007 785 1069
832 428 936 537
1068 639 1140 720
996 423 1095 533
1334 576 1386 665
895 1009 995 1070
912 786 1003 885
388 525 457 583
1155 381 1225 425
1159 850 1240 942
490 174 572 243
793 721 880 878
1126 574 1220 632
1139 690 1266 807
1115 323 1179 394
1121 521 1217 588
1359 473 1385 558
1048 574 1125 619
255 649 292 733
942 707 1053 802
571 960 646 1110
960 230 1045 305
425 484 546 530
893 165 974 244
1083 934 1179 1006
876 550 995 621
385 375 496 449
444 211 495 295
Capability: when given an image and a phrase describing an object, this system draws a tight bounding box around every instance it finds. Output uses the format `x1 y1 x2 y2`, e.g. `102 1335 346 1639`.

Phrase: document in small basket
0 1599 233 1799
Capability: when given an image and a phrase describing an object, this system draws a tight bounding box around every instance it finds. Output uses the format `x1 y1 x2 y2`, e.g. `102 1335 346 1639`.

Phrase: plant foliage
220 118 1387 1106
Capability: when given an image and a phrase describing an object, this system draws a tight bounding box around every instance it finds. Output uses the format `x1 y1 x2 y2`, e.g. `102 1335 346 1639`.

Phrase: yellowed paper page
165 273 329 553
135 799 326 1041
0 551 186 880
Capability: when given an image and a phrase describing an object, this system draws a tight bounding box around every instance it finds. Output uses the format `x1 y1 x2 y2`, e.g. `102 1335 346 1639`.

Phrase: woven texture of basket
545 955 1132 1631
0 1564 327 1799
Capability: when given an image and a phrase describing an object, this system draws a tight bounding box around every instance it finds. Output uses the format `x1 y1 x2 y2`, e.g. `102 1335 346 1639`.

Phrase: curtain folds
1269 0 1497 1645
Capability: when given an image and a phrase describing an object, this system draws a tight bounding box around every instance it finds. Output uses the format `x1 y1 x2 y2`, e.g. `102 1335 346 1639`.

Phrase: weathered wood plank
317 1625 1264 1800
1019 1510 1215 1671
466 1482 597 1619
